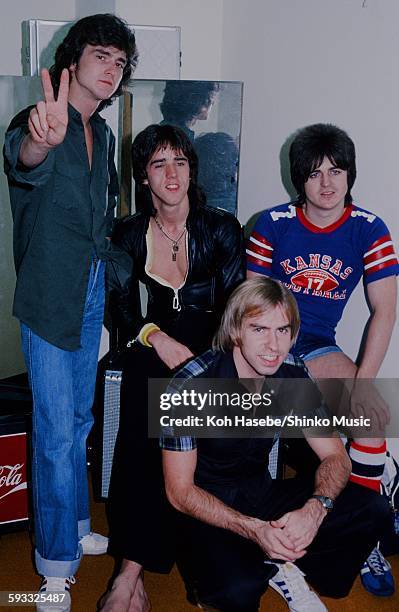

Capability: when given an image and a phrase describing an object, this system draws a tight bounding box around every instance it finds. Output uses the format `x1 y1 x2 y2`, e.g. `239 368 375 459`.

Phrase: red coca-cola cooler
0 380 32 532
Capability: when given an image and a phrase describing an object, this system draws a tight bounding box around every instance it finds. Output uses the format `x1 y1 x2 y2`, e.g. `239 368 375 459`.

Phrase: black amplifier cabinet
92 351 124 500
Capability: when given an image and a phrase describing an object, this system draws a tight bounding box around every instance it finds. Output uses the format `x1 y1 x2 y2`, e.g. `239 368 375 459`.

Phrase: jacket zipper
172 288 181 311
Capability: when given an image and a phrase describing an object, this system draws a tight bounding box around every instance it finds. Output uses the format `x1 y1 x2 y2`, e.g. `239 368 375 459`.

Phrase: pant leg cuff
35 549 81 578
78 518 91 538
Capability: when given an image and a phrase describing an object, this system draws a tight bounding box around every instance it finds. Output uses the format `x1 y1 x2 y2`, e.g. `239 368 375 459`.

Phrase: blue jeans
21 261 105 577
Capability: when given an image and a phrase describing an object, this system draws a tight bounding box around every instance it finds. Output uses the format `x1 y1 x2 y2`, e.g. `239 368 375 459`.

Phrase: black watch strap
310 495 334 511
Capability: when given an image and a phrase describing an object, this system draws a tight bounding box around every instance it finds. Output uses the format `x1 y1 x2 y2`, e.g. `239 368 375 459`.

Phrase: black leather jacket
108 203 246 352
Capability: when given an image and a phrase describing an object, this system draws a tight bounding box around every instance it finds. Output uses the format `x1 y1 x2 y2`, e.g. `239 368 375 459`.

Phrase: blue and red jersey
247 203 399 342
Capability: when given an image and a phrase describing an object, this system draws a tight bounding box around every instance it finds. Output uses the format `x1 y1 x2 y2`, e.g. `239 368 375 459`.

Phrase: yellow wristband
138 323 161 347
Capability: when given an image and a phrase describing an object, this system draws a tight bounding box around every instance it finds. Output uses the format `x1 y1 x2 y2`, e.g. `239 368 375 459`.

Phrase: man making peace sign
3 14 137 611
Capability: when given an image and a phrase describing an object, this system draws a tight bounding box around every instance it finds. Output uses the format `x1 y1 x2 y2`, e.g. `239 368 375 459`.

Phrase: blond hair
213 277 300 351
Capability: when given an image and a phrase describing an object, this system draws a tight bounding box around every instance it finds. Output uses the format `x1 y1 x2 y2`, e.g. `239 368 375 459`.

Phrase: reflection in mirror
159 81 220 141
195 132 238 215
0 76 42 379
125 79 243 216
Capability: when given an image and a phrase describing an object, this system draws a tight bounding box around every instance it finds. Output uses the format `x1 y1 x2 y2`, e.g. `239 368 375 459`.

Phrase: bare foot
128 574 151 612
98 574 135 612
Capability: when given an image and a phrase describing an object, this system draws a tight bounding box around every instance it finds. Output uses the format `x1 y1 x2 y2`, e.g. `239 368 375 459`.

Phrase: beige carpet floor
1 489 398 611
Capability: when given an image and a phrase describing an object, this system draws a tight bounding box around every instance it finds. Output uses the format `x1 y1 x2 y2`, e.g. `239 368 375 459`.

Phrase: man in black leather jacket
101 124 245 611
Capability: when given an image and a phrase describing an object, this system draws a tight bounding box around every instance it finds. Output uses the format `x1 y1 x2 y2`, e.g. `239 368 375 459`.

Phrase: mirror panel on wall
0 77 242 379
22 20 181 80
0 76 43 379
125 79 243 216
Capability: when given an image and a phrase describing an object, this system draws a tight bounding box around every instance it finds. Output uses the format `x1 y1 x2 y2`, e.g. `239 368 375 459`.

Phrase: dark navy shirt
4 103 119 350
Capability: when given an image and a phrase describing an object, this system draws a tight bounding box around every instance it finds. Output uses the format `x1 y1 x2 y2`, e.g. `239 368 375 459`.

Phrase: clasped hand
256 504 323 561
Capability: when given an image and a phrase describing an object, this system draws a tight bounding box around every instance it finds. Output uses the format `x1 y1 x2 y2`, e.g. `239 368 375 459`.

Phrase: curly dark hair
289 123 356 206
159 81 220 125
132 124 205 214
49 13 138 110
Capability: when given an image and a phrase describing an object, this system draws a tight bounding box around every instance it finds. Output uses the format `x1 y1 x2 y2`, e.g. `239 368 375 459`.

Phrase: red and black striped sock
348 440 386 492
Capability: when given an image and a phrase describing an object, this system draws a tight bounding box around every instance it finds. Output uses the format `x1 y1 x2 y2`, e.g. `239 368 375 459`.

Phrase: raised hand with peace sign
19 68 70 167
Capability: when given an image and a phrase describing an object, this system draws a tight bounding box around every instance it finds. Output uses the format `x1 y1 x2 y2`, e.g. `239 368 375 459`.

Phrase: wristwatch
310 495 334 511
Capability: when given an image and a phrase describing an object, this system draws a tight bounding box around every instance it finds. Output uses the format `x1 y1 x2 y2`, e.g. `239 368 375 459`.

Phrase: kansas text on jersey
246 203 399 341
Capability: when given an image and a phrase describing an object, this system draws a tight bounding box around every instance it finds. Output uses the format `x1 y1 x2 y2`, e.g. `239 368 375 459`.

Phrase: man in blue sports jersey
247 123 398 597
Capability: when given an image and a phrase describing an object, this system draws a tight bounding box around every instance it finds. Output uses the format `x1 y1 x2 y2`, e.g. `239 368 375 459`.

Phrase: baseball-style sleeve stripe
246 250 272 269
363 234 398 276
246 241 273 259
246 231 273 269
250 231 273 250
364 236 394 258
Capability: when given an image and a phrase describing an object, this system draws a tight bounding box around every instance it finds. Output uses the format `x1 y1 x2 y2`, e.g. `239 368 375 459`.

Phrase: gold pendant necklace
153 216 187 261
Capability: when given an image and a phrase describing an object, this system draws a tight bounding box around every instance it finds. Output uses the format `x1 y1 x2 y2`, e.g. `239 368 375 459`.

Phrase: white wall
115 0 223 79
0 0 76 75
221 0 399 377
0 1 223 78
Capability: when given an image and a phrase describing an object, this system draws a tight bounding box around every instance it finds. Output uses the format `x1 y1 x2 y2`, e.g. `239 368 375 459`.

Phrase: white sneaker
80 531 108 555
36 576 75 611
268 562 327 611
